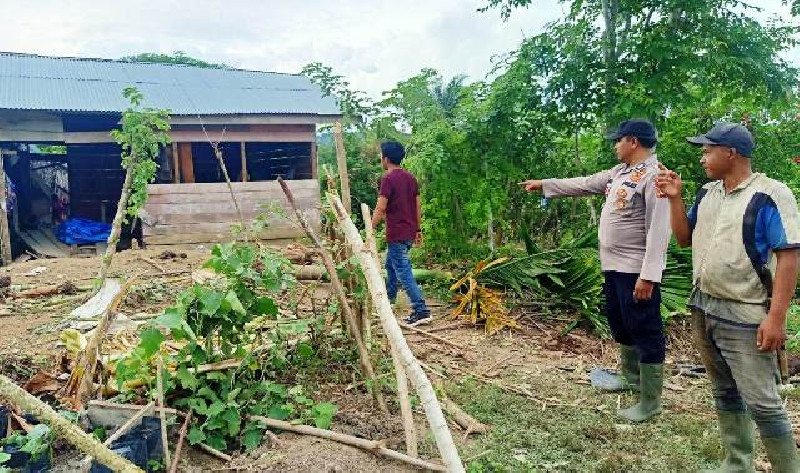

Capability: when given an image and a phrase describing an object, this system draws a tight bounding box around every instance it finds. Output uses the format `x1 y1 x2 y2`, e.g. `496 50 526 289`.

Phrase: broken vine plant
114 242 337 452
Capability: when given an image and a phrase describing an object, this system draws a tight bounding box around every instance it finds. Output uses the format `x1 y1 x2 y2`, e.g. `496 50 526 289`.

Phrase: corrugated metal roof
0 52 342 116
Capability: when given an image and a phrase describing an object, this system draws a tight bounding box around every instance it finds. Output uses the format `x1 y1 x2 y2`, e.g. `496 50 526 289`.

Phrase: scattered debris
69 280 122 320
14 281 78 299
26 267 47 277
23 372 61 396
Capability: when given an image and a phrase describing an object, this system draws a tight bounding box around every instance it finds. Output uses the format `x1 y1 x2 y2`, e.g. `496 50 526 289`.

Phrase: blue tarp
56 218 112 245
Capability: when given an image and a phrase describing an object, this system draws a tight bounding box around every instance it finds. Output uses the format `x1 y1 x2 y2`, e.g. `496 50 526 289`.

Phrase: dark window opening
245 142 312 181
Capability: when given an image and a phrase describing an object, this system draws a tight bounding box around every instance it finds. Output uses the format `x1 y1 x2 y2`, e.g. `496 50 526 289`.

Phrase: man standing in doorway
522 119 672 422
372 141 431 326
656 123 799 472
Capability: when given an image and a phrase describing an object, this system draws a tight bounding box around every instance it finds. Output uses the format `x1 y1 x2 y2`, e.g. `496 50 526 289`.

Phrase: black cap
686 122 755 158
606 119 658 143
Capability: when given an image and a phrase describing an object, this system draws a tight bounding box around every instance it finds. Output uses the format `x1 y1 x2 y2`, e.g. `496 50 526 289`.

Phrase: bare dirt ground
0 249 780 472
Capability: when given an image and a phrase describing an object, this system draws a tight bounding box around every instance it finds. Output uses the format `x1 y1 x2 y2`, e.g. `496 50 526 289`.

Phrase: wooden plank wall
141 179 320 246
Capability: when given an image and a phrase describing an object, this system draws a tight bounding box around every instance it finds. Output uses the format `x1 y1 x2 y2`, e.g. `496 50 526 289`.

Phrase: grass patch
439 375 722 472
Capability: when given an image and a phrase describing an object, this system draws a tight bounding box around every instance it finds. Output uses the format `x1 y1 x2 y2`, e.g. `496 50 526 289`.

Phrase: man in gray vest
523 119 672 422
657 122 799 472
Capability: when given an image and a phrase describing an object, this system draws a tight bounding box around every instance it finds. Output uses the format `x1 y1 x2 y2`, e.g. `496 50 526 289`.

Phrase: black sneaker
404 312 432 327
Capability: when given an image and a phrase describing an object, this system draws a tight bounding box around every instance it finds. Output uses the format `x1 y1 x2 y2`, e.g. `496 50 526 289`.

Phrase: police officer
523 119 672 422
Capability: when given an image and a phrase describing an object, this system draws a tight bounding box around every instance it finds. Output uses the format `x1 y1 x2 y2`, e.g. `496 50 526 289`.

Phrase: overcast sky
0 0 795 99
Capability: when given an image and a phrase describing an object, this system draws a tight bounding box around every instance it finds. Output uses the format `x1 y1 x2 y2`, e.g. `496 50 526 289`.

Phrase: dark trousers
603 271 665 364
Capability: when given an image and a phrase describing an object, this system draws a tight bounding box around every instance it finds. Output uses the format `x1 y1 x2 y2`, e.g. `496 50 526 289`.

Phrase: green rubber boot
592 345 640 392
617 363 662 422
701 410 754 473
619 344 641 390
762 435 800 473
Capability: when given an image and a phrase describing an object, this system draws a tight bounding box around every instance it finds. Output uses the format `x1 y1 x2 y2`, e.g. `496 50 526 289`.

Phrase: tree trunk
97 158 135 285
329 194 464 473
600 0 620 125
0 374 143 472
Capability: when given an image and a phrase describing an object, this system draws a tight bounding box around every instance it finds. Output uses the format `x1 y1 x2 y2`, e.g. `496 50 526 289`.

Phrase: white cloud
0 0 795 99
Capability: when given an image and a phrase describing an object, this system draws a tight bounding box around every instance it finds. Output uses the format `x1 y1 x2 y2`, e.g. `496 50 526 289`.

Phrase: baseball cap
686 122 755 158
606 119 658 143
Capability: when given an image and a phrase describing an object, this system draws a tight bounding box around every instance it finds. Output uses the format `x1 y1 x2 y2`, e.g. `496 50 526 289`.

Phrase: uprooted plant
113 241 339 453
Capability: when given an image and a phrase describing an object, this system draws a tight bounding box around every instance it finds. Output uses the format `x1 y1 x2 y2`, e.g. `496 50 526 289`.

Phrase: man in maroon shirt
371 141 431 326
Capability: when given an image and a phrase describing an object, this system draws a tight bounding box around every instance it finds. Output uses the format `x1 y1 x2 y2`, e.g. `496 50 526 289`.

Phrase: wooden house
0 52 340 262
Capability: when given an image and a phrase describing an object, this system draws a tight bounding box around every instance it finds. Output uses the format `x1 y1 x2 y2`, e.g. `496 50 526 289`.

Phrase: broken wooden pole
329 194 464 473
278 177 388 414
252 417 446 472
361 202 417 457
69 275 139 406
0 374 143 472
333 122 352 213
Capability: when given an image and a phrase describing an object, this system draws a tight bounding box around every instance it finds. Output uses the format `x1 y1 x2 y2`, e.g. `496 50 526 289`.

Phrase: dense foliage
305 0 800 261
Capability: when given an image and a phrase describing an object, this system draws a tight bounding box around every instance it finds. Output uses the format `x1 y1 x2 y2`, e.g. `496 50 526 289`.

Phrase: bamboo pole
361 203 417 458
278 177 388 414
333 122 352 214
0 374 143 472
252 417 446 472
329 194 464 473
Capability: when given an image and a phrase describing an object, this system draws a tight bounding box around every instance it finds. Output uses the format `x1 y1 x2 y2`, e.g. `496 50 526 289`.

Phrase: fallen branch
193 359 241 373
400 323 464 350
14 282 79 299
169 411 192 473
252 416 446 472
440 398 490 436
426 322 468 333
0 374 143 472
329 194 464 473
197 442 232 462
278 177 388 414
138 255 167 273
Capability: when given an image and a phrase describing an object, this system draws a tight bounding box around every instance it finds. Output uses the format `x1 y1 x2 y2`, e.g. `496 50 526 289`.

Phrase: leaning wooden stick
329 194 464 473
252 417 446 472
168 411 193 473
0 374 143 472
361 202 418 458
156 357 172 467
278 177 389 414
